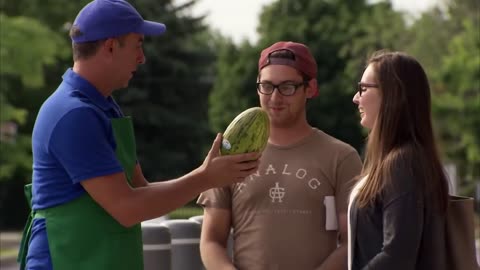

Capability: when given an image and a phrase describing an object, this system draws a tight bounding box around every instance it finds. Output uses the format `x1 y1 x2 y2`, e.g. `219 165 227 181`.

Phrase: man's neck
73 62 113 97
268 122 313 146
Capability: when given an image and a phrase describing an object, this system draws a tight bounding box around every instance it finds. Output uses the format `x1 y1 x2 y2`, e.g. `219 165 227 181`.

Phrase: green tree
1 0 219 228
0 13 67 182
2 0 219 180
114 0 218 179
1 1 92 187
208 39 260 132
0 13 67 228
209 0 408 153
435 17 480 192
405 0 480 194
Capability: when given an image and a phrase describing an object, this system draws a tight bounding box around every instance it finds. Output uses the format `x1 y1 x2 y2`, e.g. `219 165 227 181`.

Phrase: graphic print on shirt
233 161 331 218
238 163 322 193
269 182 285 202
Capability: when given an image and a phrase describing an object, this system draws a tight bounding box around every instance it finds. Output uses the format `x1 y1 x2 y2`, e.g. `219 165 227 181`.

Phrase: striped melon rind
220 107 270 155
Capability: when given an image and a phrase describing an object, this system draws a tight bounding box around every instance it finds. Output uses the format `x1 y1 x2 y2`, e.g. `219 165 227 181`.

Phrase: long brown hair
357 51 449 212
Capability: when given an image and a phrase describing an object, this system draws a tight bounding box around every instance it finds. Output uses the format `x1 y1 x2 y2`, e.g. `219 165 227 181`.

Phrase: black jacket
349 162 448 270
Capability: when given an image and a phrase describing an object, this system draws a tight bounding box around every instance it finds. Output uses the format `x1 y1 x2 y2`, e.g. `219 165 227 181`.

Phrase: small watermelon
221 107 270 155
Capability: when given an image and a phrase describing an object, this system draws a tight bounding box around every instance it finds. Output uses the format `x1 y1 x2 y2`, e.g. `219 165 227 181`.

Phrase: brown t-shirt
197 128 362 270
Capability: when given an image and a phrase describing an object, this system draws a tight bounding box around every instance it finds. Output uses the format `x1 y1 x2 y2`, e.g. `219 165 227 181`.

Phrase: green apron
18 117 143 270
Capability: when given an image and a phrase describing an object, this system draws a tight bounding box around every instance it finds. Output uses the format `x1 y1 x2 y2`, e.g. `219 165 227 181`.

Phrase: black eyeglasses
357 82 379 97
257 81 307 96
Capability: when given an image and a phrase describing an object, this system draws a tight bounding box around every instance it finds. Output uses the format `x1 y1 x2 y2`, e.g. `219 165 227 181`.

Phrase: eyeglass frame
256 81 308 96
357 82 379 97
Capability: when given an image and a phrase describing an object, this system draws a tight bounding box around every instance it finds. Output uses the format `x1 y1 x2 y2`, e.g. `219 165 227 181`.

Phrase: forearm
118 169 209 226
201 241 236 270
317 212 349 270
131 164 151 187
89 137 261 227
316 244 347 270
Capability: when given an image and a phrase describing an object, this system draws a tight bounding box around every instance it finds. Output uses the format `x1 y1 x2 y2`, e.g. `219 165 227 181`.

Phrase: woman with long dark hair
348 51 449 270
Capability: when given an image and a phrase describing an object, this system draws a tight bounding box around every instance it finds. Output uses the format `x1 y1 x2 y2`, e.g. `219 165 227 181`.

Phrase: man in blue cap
17 1 261 269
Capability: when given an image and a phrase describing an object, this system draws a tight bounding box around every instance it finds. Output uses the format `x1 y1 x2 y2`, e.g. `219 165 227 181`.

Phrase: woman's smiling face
353 64 382 129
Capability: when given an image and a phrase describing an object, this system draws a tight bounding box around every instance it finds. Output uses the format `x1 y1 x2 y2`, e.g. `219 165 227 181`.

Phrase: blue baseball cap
71 0 166 43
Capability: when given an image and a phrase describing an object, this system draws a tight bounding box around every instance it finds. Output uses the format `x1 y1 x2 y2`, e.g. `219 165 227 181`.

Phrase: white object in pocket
324 196 338 231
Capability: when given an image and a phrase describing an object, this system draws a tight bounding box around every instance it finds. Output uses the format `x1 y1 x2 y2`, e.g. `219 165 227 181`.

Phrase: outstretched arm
81 134 260 227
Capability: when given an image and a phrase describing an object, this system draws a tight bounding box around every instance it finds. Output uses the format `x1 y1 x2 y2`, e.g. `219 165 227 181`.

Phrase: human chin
270 116 290 128
360 115 374 129
118 78 131 89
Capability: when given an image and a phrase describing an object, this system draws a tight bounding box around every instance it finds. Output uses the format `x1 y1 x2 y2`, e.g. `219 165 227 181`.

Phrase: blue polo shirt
27 68 126 269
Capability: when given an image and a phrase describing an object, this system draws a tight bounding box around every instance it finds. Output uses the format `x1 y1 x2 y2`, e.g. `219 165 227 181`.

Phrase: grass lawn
168 206 203 220
0 248 18 260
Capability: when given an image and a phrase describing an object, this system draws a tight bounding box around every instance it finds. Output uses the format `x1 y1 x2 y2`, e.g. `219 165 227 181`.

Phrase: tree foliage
0 0 478 229
1 0 217 181
209 0 408 152
114 0 217 179
0 12 69 228
435 17 480 190
208 0 479 195
406 0 480 193
0 0 218 228
0 14 67 182
208 39 260 132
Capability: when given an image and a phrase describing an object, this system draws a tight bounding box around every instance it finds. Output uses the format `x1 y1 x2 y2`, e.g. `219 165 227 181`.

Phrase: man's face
111 33 145 89
258 65 313 128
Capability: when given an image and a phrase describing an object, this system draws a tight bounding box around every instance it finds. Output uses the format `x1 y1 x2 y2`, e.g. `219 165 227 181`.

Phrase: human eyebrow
359 82 378 88
279 80 302 84
259 80 300 84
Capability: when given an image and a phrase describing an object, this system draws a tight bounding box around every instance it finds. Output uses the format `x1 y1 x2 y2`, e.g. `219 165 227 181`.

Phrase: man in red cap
198 41 362 270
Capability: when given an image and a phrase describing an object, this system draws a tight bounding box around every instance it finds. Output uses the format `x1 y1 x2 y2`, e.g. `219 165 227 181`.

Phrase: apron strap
17 184 34 270
111 117 137 185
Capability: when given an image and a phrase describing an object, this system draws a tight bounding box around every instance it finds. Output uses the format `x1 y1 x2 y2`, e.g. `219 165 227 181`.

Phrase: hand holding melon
196 107 269 187
199 133 261 187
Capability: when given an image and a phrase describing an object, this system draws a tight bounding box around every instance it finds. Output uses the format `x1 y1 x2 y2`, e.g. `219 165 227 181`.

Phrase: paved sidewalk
2 230 479 268
0 217 169 270
1 232 21 270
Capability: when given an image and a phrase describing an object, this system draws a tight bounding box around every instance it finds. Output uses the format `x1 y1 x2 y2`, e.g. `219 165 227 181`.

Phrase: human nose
137 49 146 64
270 86 283 101
353 92 360 104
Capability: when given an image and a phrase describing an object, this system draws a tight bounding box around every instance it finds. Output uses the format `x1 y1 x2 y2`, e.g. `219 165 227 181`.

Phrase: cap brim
140 20 167 36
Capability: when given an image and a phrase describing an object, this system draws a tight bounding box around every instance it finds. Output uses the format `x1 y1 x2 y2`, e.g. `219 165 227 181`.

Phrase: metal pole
161 219 204 270
141 222 172 270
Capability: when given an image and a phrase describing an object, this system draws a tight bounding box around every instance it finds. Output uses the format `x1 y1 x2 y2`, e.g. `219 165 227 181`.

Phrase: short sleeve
335 150 362 212
49 107 124 183
197 186 232 209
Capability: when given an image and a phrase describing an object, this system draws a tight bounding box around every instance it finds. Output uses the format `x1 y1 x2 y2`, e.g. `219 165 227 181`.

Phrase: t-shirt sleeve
49 107 124 183
197 186 232 209
335 149 362 212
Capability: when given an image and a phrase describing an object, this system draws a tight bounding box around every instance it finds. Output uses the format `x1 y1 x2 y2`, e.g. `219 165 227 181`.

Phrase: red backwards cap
258 41 318 97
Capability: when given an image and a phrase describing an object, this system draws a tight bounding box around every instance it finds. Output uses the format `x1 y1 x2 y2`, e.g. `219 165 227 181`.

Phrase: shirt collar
62 68 115 111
